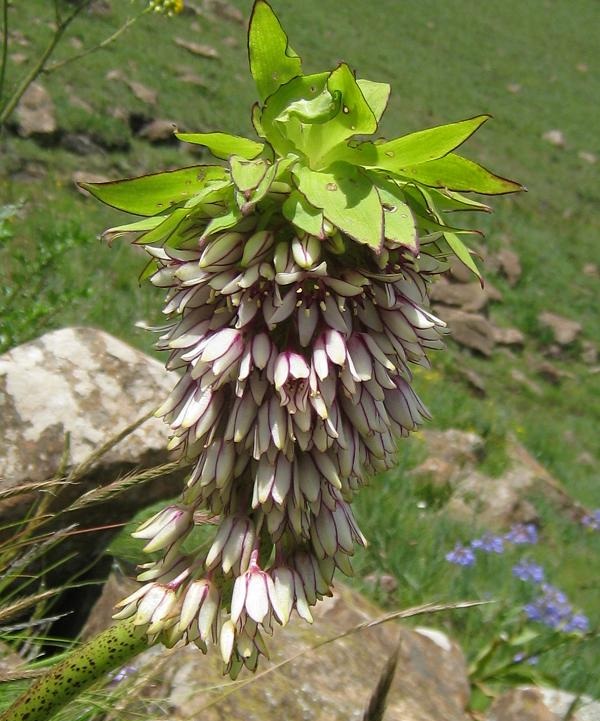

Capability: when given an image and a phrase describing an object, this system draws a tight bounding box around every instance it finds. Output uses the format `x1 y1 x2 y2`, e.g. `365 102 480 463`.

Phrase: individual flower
505 523 538 545
445 543 476 567
512 559 545 584
564 613 590 634
471 533 505 554
86 0 522 678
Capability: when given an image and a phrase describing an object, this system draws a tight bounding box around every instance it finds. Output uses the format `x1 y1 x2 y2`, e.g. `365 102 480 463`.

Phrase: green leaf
140 258 159 283
201 206 242 240
307 64 377 163
428 188 492 214
236 161 278 211
418 186 482 280
260 72 330 155
375 181 417 253
102 216 166 242
135 208 189 246
376 115 491 168
231 156 270 195
356 78 391 124
444 231 482 281
80 166 228 216
248 0 303 103
293 162 383 250
321 115 491 172
282 190 325 238
399 153 525 195
175 132 264 160
277 87 342 125
183 179 233 209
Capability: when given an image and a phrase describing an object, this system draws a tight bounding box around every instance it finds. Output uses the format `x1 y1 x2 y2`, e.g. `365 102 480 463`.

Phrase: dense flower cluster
524 584 589 633
115 216 448 675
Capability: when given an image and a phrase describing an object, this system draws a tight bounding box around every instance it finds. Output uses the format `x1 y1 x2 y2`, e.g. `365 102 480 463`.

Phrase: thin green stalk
0 0 8 108
44 10 146 75
0 620 150 721
0 0 90 127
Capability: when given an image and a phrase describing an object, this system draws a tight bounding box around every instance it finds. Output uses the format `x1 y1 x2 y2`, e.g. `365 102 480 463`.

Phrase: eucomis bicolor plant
83 0 523 679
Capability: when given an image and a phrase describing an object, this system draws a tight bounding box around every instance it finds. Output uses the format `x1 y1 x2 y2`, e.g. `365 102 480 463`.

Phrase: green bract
82 0 523 281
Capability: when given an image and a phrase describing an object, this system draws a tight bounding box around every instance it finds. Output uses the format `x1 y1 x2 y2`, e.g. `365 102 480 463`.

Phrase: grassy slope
1 0 599 699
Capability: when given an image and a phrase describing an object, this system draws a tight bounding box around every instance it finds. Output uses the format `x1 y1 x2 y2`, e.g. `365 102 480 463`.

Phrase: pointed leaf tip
249 0 303 103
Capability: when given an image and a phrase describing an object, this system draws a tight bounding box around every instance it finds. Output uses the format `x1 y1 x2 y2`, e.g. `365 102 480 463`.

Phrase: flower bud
241 230 274 267
132 504 193 553
292 235 321 269
199 232 243 270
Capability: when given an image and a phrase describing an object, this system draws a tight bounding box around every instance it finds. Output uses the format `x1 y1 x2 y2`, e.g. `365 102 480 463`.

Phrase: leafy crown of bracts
82 1 523 679
83 0 523 280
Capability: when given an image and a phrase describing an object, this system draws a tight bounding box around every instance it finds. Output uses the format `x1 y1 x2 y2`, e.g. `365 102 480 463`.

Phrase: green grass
1 0 599 709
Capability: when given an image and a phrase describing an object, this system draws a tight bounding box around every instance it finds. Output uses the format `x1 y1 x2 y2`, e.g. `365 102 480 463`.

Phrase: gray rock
419 429 485 468
138 119 178 143
495 249 522 286
448 257 476 284
15 82 57 138
447 467 539 529
581 341 598 365
174 37 220 59
430 279 502 313
488 687 600 721
537 687 600 721
493 326 526 346
127 80 158 106
487 687 556 721
0 327 183 538
207 0 244 23
542 129 565 148
435 308 496 356
538 312 582 345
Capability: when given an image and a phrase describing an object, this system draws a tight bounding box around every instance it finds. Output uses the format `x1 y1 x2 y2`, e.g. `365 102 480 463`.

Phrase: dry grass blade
65 460 190 513
0 589 63 625
362 639 401 721
0 479 71 503
197 599 489 705
1 525 77 570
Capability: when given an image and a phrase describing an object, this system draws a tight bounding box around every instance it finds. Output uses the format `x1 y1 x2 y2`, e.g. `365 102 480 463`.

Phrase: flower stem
0 620 150 721
0 0 91 128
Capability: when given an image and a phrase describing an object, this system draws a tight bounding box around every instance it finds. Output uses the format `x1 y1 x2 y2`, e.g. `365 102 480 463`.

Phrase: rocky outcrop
410 429 585 529
0 327 177 509
0 327 185 621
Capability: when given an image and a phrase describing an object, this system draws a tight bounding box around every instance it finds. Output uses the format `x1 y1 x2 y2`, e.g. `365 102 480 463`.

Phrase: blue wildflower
564 613 590 634
505 523 538 545
522 583 591 633
445 543 476 567
471 534 505 554
512 560 545 584
581 509 600 531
